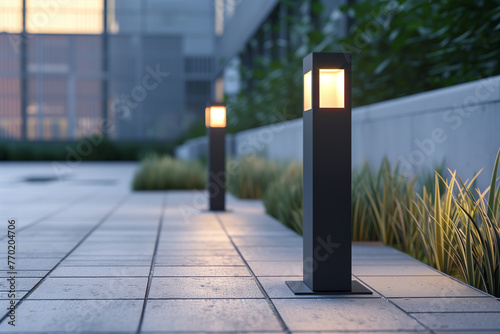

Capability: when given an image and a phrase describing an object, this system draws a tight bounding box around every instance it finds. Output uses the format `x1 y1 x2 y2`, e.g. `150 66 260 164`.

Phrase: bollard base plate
285 280 372 295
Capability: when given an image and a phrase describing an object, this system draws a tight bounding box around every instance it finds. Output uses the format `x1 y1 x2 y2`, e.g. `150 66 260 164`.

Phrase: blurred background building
0 0 346 142
0 0 215 141
214 0 347 99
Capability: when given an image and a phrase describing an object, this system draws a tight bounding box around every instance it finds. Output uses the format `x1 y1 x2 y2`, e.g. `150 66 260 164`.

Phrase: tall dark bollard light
206 103 226 211
286 53 371 295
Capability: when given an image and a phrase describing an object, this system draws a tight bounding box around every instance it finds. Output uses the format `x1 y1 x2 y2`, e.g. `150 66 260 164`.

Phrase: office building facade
0 0 215 141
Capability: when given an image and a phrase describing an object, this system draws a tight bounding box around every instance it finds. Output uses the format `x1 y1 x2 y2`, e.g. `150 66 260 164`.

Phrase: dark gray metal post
286 53 371 295
20 0 27 141
208 126 226 211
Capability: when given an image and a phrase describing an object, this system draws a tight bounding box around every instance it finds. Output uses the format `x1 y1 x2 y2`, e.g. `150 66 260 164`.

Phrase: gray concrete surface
0 162 499 333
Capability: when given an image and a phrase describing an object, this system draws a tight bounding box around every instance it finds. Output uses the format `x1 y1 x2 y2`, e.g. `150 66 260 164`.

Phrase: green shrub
263 162 303 234
0 142 8 160
132 155 206 191
227 156 281 199
0 140 173 161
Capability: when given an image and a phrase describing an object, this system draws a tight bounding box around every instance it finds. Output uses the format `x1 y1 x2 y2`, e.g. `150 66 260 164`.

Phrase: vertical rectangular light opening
205 107 210 128
209 106 226 128
304 71 312 111
319 69 344 108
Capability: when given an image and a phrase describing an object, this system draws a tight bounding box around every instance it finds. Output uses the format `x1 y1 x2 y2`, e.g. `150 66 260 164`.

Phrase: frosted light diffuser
319 69 344 108
304 71 312 111
208 106 226 128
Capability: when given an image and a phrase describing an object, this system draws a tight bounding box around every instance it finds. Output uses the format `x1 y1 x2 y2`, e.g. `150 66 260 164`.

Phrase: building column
102 0 109 137
20 0 27 140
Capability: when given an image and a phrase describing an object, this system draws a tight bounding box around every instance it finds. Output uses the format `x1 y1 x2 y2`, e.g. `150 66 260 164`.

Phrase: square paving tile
353 259 422 266
149 277 263 299
0 270 47 278
71 242 155 256
154 256 244 266
0 290 28 300
50 266 151 277
231 236 302 247
391 297 500 313
153 266 250 277
27 277 147 299
248 261 302 276
155 249 239 257
60 259 151 266
238 246 302 261
157 242 234 250
159 235 229 244
353 265 441 276
412 312 500 331
258 276 379 299
359 276 488 298
142 299 282 332
224 223 293 235
0 300 142 332
4 258 61 271
274 299 425 331
352 243 408 257
15 241 76 255
0 277 41 291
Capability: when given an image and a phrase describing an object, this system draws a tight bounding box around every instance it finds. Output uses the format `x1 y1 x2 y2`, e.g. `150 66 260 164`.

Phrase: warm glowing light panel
303 71 312 111
208 106 226 128
205 107 210 128
319 69 344 108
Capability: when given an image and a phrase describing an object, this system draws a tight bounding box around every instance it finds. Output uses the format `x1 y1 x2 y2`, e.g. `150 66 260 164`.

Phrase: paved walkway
1 162 499 333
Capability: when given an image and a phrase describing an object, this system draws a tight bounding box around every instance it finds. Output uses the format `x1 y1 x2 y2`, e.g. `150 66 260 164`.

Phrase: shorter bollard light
206 103 226 211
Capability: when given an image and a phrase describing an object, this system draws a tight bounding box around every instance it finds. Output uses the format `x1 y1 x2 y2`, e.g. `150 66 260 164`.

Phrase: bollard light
206 106 226 128
206 103 226 211
286 53 371 295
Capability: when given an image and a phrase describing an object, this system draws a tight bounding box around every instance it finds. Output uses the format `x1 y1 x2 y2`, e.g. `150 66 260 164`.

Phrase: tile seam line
0 190 97 241
353 274 435 334
215 213 291 334
0 194 130 325
409 311 500 314
136 192 167 334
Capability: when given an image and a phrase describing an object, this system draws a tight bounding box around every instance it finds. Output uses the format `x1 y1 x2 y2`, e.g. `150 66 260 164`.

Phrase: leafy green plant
227 156 282 199
338 0 500 106
132 155 206 191
0 140 173 161
263 162 303 234
201 0 500 140
224 0 327 133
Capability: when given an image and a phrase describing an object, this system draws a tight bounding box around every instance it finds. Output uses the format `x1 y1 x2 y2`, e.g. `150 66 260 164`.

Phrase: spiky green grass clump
263 162 303 234
262 149 500 297
227 156 281 199
132 155 206 190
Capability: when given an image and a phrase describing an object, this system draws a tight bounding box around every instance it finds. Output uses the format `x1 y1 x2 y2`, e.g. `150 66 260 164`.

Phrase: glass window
0 0 23 33
26 0 103 34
